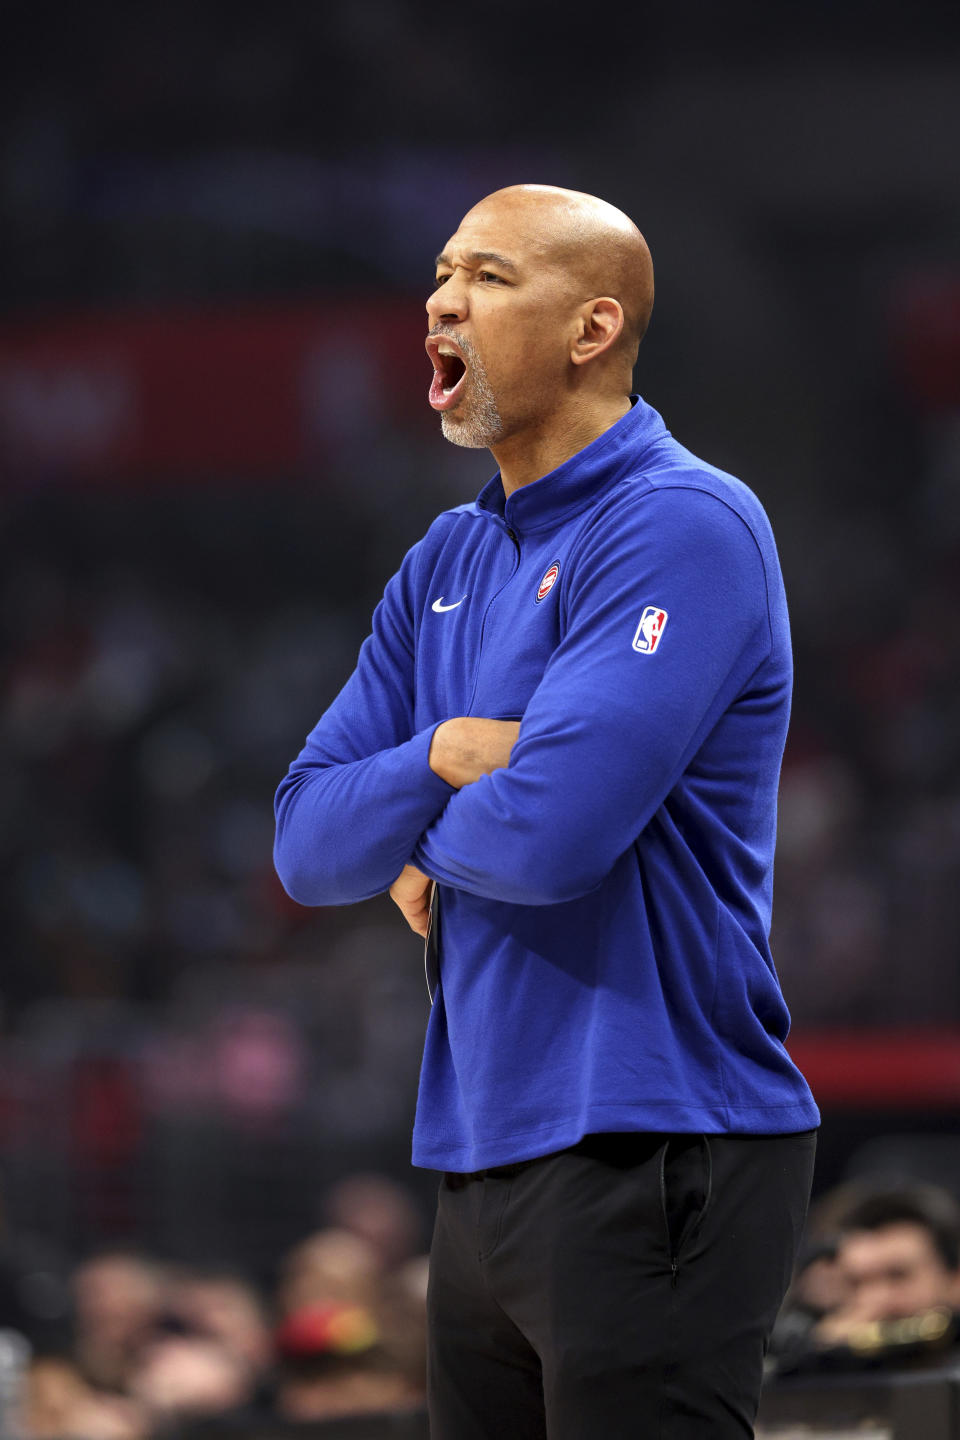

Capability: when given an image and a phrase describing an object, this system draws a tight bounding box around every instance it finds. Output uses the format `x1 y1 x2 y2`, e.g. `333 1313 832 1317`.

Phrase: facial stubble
439 337 504 449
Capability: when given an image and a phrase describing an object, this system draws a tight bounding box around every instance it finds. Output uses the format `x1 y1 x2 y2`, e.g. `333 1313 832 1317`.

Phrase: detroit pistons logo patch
536 561 560 603
632 606 668 654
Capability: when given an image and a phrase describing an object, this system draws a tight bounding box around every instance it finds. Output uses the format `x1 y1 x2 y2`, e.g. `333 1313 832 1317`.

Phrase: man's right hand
389 864 433 938
428 717 521 789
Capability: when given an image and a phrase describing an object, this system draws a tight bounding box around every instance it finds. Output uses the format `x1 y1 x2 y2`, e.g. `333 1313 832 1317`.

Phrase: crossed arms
273 487 771 923
390 717 519 936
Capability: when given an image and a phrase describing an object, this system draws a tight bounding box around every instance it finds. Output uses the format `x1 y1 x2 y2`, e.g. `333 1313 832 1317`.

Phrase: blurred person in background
767 1238 847 1368
21 1354 146 1440
126 1332 253 1423
272 1299 419 1422
160 1267 272 1386
769 1180 960 1375
71 1251 165 1392
324 1172 423 1271
69 1255 271 1429
274 183 818 1438
814 1182 960 1348
272 1224 428 1411
276 1227 382 1316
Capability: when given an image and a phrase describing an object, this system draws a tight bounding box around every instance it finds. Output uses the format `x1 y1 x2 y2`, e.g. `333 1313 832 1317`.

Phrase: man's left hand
429 717 520 789
390 864 433 938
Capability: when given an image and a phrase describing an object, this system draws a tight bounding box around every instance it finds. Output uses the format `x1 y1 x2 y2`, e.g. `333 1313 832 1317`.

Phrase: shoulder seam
570 477 775 648
649 480 776 648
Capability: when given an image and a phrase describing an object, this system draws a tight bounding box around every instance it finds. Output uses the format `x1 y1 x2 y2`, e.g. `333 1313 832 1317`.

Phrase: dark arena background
1 2 959 1436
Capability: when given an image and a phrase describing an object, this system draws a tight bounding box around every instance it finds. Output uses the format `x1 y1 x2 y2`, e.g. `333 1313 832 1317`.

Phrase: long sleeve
412 485 777 905
274 538 454 906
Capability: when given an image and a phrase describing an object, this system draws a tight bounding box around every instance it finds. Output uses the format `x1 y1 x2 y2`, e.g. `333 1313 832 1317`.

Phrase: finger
393 898 429 937
405 908 429 937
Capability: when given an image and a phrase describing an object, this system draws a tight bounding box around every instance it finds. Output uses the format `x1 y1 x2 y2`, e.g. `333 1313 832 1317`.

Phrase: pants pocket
476 1174 513 1262
660 1134 712 1269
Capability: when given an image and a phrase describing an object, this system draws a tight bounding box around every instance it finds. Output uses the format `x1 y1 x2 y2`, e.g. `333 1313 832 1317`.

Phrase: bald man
275 185 819 1438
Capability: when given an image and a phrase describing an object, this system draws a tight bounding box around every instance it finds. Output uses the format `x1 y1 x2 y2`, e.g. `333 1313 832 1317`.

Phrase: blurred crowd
771 1176 960 1379
7 1163 960 1438
5 1172 429 1437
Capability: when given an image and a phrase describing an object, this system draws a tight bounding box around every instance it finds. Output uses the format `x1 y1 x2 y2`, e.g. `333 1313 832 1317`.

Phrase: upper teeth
438 342 458 356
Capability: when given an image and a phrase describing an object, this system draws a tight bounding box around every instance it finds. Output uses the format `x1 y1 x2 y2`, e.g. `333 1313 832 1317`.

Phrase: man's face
425 196 584 449
837 1222 960 1321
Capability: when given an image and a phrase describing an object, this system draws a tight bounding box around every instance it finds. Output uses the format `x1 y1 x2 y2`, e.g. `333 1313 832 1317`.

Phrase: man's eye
478 271 505 284
434 274 450 288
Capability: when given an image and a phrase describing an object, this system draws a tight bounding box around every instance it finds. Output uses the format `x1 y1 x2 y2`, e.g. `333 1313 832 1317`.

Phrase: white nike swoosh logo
431 596 466 613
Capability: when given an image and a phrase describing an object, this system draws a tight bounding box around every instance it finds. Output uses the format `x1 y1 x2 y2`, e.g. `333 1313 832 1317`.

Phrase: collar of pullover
474 394 668 535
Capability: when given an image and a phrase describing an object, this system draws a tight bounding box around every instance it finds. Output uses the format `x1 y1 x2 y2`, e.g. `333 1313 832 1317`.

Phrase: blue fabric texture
275 396 820 1171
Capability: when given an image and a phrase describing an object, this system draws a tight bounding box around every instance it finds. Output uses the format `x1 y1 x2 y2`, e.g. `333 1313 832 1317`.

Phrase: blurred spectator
127 1334 252 1421
277 1229 382 1317
815 1182 960 1345
162 1268 272 1378
264 1222 429 1417
19 1234 419 1431
324 1173 423 1271
22 1355 145 1439
771 1181 960 1373
768 1239 847 1366
72 1251 164 1390
273 1299 418 1422
790 1241 849 1323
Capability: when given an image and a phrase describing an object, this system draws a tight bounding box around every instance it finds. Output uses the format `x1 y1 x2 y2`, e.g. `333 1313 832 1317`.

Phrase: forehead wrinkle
435 249 521 275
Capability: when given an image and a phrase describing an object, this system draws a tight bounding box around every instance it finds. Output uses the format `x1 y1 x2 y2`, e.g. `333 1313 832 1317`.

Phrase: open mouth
427 337 469 412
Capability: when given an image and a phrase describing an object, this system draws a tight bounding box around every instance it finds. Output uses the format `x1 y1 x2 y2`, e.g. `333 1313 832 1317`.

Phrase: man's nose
426 276 467 325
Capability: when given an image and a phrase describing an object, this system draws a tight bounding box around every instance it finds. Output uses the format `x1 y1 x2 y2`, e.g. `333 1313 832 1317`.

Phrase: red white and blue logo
632 605 668 654
536 561 561 603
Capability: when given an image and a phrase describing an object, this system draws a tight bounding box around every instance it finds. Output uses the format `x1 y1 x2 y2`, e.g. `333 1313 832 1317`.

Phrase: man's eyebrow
434 250 520 275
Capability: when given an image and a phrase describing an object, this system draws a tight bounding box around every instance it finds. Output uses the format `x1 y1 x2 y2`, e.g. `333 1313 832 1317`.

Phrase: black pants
427 1129 816 1439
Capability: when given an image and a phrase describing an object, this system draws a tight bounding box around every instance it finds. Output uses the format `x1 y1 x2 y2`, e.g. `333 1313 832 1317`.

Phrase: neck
491 394 633 499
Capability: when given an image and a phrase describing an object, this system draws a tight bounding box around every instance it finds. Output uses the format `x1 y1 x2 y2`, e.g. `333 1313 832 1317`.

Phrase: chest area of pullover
413 516 575 725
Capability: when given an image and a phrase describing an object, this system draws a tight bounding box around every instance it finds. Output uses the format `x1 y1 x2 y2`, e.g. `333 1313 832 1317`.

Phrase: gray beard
440 355 504 449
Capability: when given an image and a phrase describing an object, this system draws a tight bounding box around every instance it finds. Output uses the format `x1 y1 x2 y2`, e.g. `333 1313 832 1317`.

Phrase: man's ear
571 297 624 366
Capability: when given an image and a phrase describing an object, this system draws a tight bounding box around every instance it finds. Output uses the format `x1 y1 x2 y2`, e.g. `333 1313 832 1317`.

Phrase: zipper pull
670 1258 679 1289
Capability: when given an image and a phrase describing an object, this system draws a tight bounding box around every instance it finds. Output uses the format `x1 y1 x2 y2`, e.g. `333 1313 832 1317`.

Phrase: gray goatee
435 331 504 449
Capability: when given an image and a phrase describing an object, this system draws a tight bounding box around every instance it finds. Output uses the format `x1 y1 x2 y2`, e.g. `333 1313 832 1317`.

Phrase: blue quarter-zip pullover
275 396 819 1170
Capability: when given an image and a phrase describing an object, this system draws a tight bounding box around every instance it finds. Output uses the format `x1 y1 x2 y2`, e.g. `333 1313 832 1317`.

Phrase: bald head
463 184 654 358
427 184 654 467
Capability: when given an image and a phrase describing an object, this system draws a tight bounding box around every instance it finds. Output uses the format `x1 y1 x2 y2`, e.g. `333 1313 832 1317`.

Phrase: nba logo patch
632 606 668 654
536 561 560 603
